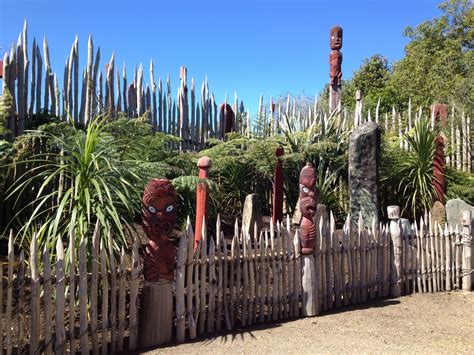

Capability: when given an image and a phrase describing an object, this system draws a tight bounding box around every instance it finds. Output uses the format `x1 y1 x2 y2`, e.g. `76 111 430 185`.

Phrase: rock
349 122 381 227
400 218 412 239
242 193 263 240
430 201 446 228
446 198 474 230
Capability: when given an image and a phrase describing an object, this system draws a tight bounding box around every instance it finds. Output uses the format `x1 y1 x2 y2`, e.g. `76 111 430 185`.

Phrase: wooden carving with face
299 163 317 255
142 179 177 281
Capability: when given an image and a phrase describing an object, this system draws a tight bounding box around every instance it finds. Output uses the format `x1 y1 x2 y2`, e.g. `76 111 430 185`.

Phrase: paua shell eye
148 206 157 213
166 204 174 212
302 187 309 193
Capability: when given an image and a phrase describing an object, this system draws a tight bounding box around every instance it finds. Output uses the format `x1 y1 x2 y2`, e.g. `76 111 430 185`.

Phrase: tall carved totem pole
432 104 448 203
140 178 177 347
329 26 343 112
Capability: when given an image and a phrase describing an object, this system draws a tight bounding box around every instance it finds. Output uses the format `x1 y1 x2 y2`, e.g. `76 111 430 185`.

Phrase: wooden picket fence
0 223 140 354
1 209 473 353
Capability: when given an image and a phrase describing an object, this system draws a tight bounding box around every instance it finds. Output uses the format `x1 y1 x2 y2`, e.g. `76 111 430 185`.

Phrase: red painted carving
329 26 343 86
195 156 212 249
219 103 235 139
273 147 284 224
0 60 3 79
432 104 447 203
141 179 177 281
299 163 317 255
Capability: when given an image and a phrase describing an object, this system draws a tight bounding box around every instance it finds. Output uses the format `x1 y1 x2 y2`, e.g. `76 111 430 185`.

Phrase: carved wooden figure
195 156 212 249
219 103 235 139
329 26 343 86
141 178 177 281
432 104 447 203
273 147 284 224
299 163 317 254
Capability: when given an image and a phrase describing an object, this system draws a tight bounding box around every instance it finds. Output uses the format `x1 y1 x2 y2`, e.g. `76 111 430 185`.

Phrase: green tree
342 54 398 112
390 0 473 111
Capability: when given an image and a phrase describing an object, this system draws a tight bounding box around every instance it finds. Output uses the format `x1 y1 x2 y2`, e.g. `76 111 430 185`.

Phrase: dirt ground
141 291 474 354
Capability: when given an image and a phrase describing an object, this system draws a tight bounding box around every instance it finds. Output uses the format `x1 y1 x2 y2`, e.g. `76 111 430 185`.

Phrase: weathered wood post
432 104 447 203
461 210 472 291
299 163 320 316
195 156 212 250
272 147 284 224
139 179 177 347
388 205 402 297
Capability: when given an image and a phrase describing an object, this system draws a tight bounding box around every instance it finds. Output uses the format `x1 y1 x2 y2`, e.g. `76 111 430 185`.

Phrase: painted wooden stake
129 233 140 350
79 236 89 354
117 248 126 351
186 219 197 339
91 222 100 355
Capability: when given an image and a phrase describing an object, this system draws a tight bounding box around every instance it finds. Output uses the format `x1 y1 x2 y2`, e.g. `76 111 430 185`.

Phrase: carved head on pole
330 26 343 50
299 162 317 220
142 179 177 241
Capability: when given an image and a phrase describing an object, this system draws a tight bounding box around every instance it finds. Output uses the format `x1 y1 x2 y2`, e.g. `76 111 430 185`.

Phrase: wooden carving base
139 280 173 348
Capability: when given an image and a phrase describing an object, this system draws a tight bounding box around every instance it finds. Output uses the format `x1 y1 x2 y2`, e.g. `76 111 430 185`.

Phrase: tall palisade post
122 63 128 115
43 36 52 116
84 35 93 124
107 53 115 115
29 37 36 118
150 60 157 128
116 68 122 112
62 58 69 120
179 66 189 151
35 43 42 115
91 46 100 118
137 63 143 116
9 44 16 112
73 36 79 122
16 38 24 135
22 21 29 132
67 42 74 120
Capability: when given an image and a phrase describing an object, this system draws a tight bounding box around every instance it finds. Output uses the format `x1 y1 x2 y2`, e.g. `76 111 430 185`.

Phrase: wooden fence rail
1 209 472 353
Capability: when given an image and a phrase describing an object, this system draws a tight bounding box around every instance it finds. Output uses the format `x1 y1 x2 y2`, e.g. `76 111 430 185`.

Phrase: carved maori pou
299 163 317 255
272 147 284 224
329 26 343 87
432 104 448 203
142 179 177 281
219 103 235 139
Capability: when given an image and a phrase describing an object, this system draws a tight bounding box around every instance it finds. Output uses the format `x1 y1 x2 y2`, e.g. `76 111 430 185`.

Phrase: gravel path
141 291 474 354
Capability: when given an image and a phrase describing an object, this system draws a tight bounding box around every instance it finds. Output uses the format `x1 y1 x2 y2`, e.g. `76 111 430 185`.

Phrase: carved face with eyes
299 163 317 219
330 26 343 50
141 179 177 241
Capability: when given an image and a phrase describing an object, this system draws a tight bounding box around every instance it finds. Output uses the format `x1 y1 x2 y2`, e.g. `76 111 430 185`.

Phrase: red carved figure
299 163 317 255
195 156 212 249
142 179 177 281
219 103 235 139
329 26 343 86
273 147 284 224
0 60 3 79
432 104 447 203
329 50 343 86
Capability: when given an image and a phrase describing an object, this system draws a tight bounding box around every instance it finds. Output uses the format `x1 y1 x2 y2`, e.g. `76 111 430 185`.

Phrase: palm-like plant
7 116 142 258
399 118 438 218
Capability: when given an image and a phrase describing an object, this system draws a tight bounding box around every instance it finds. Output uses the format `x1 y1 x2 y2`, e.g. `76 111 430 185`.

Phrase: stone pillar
349 122 381 227
242 193 263 240
272 147 284 224
388 206 402 297
195 156 212 249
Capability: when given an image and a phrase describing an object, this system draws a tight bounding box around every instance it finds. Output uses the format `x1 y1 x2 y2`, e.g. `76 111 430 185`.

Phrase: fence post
388 206 402 297
461 210 472 291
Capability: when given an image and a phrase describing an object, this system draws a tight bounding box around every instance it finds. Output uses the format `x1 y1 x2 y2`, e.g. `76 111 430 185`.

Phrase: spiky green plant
399 118 438 218
6 116 142 258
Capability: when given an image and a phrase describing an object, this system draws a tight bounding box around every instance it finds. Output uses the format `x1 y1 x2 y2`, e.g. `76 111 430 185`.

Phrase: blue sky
1 0 441 112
